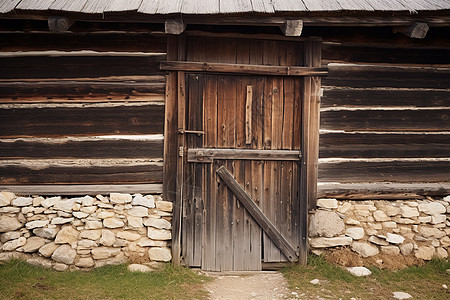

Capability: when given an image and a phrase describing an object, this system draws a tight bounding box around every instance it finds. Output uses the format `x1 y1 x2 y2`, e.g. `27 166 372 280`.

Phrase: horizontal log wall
319 34 450 199
0 33 167 191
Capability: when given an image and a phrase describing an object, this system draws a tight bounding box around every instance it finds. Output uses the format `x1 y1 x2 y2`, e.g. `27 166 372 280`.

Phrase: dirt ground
324 247 424 270
202 271 296 300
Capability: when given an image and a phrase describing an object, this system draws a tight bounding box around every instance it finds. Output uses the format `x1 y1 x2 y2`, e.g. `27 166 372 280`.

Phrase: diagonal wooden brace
216 165 299 262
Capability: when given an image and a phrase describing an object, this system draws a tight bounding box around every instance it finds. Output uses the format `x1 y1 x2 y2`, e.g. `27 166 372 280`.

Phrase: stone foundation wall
0 191 172 271
309 197 450 261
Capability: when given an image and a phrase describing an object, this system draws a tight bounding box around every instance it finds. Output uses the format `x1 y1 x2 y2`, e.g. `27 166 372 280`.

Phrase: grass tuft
0 259 210 300
282 255 450 300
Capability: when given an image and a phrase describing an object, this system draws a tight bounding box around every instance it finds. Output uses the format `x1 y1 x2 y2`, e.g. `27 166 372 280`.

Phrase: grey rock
79 230 102 240
39 242 59 257
33 227 59 239
103 218 124 228
144 218 171 230
128 206 149 217
52 244 77 265
26 257 52 269
309 236 352 248
12 197 33 207
41 196 61 208
155 201 173 212
386 233 405 244
91 247 121 260
393 292 412 299
131 195 155 208
147 228 171 240
55 226 79 244
316 198 338 209
347 267 372 276
110 193 132 204
99 229 115 246
23 236 46 253
2 237 26 251
128 264 153 273
53 263 69 272
0 191 14 207
344 227 364 240
0 216 23 232
54 199 75 212
0 231 20 243
51 217 74 225
148 247 172 262
399 243 414 255
418 202 446 215
309 210 345 238
352 242 379 257
75 256 95 268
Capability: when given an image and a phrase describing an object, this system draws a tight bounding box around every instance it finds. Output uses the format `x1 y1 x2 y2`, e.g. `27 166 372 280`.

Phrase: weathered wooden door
182 73 304 271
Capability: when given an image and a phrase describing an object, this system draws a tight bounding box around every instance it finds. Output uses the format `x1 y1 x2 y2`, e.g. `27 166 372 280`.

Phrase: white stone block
418 202 446 215
347 267 372 277
345 227 364 240
317 198 338 209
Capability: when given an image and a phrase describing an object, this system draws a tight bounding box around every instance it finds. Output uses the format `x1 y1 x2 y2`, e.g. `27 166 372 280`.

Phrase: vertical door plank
164 35 180 265
183 74 196 266
202 74 218 270
193 75 204 267
215 159 227 271
233 159 246 270
280 78 298 245
272 76 285 261
247 75 264 269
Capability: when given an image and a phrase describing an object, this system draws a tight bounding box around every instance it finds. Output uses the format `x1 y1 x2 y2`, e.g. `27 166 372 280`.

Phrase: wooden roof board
155 0 182 14
272 0 307 11
0 0 21 13
302 0 342 11
363 0 409 11
104 0 143 12
15 0 55 11
81 0 109 13
49 0 88 12
426 0 450 9
219 0 253 13
250 0 275 13
2 0 450 15
137 0 160 14
335 0 374 11
181 0 220 14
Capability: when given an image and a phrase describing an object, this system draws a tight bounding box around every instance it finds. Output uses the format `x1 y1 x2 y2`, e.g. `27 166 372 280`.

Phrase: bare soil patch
202 271 293 300
324 247 424 270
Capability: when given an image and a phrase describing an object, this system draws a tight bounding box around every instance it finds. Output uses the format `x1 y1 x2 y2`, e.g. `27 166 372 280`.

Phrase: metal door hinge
179 146 184 157
178 129 205 135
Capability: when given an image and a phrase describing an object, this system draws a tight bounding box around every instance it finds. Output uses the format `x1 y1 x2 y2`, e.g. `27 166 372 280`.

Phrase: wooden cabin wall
318 27 450 199
0 32 167 191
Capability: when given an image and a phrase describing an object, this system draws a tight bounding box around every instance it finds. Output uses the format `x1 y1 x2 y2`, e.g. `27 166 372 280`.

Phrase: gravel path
203 271 296 300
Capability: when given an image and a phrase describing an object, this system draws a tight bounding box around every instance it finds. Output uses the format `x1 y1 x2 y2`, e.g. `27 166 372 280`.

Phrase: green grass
0 260 210 300
282 255 450 299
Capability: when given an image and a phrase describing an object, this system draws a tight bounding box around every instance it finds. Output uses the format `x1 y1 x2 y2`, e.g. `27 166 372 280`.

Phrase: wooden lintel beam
48 16 74 32
165 19 186 35
281 19 303 37
161 61 328 76
0 184 163 195
216 166 299 262
187 148 302 163
393 22 429 39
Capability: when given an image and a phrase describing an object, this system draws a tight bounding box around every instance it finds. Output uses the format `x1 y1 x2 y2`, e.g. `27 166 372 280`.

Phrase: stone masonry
309 196 450 261
0 191 172 271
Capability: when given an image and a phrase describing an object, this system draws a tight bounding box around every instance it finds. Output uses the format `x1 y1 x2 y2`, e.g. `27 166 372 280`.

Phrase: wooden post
48 16 74 32
165 19 187 35
393 22 429 39
280 19 303 37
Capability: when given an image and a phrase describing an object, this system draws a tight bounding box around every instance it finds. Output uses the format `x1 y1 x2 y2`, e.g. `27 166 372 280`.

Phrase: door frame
162 33 325 267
